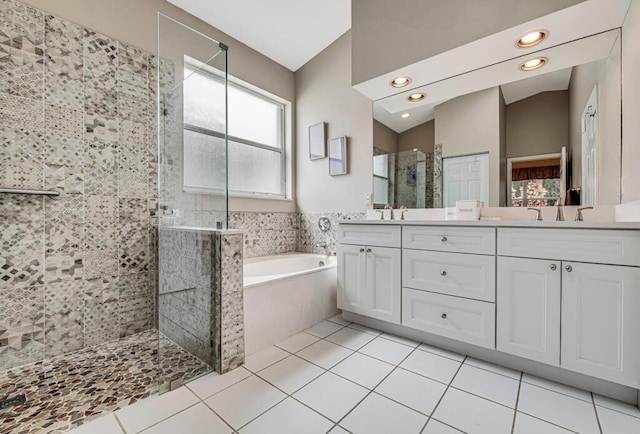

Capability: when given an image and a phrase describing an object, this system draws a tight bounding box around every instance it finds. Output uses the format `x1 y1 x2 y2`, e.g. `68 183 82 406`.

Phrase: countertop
338 219 640 230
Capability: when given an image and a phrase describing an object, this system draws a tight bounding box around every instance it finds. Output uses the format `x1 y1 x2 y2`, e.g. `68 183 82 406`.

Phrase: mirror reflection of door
582 86 598 206
508 153 562 207
443 153 489 207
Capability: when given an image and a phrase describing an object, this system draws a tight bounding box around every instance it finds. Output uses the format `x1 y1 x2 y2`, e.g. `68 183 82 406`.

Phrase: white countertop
338 219 640 230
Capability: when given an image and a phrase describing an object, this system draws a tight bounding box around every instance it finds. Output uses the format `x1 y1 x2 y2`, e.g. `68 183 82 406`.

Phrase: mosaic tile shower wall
0 0 158 371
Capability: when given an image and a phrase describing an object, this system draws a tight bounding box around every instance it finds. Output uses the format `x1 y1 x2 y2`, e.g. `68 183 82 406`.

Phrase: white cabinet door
337 244 367 315
496 257 561 366
367 246 402 324
561 262 640 388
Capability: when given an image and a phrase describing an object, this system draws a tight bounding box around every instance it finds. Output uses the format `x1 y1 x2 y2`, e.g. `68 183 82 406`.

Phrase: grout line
519 378 593 404
510 371 524 434
114 413 127 434
462 358 522 381
517 410 582 433
592 392 604 434
447 385 517 411
129 401 201 433
418 355 467 434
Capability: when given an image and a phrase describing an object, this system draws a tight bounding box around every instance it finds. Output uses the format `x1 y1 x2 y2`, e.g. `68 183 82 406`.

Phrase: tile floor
69 315 640 434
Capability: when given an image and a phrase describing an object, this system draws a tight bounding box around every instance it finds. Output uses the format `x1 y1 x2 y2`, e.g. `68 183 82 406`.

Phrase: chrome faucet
315 241 328 248
575 207 593 221
555 204 564 222
399 206 408 220
384 204 394 220
527 207 542 221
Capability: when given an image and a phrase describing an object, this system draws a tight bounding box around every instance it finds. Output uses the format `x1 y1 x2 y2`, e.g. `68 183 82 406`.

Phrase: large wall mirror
372 28 622 209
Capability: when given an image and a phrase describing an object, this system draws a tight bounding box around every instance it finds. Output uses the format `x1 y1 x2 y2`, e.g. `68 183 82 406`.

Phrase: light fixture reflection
407 93 425 102
520 57 547 71
391 76 411 88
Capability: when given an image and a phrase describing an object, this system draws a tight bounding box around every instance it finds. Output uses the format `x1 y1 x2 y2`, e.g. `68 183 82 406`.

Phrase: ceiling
501 68 573 105
167 0 351 71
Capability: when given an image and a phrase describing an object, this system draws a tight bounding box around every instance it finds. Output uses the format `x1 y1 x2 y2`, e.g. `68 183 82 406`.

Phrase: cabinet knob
550 264 557 271
440 271 447 276
441 313 447 319
359 248 365 253
441 236 448 242
366 248 372 253
565 265 573 272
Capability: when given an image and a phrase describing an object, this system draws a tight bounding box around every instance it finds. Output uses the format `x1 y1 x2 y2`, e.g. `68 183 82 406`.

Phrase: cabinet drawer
403 250 495 302
498 228 640 266
402 288 495 349
338 224 401 248
403 226 495 255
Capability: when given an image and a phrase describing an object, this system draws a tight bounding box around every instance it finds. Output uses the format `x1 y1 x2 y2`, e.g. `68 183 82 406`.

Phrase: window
509 155 561 207
182 63 286 196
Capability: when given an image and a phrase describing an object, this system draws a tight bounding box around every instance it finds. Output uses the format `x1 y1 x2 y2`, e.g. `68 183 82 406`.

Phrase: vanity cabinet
337 225 401 324
496 257 561 366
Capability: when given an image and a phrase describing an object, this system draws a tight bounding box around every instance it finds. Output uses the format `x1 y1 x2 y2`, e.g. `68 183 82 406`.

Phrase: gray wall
351 0 585 85
295 31 374 213
373 120 399 154
435 87 504 206
506 91 569 159
398 120 435 155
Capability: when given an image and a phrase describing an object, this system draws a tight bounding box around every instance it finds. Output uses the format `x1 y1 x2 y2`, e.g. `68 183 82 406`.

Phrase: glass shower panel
156 14 228 393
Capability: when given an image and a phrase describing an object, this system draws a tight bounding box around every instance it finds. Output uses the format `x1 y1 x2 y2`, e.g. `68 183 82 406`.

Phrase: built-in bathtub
243 253 338 355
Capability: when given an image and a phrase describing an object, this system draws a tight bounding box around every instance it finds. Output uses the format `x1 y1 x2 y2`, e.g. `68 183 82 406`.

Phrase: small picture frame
309 122 326 160
329 136 348 176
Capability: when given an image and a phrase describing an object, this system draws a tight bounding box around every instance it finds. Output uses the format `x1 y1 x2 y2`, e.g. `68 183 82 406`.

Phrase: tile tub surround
67 318 640 434
0 329 209 434
0 0 158 370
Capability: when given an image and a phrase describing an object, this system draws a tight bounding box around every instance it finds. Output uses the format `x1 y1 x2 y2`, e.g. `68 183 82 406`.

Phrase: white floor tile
328 426 351 434
330 352 395 389
297 339 354 369
187 367 251 399
517 382 599 434
464 357 521 380
348 323 383 336
451 364 520 408
275 332 320 353
400 349 461 384
327 313 351 326
417 343 465 362
306 320 344 338
141 403 232 434
598 406 640 434
594 394 640 418
258 355 325 394
68 414 123 434
244 346 289 372
359 336 414 365
326 327 376 350
116 387 199 433
513 412 572 434
521 373 591 402
239 397 333 434
204 376 286 429
422 419 464 433
293 372 369 422
433 388 514 434
374 368 447 415
379 332 420 348
341 392 428 434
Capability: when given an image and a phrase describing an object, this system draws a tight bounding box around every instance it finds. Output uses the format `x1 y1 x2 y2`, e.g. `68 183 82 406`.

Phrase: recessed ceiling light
401 113 410 118
520 57 547 71
407 93 425 102
390 76 411 88
517 30 548 48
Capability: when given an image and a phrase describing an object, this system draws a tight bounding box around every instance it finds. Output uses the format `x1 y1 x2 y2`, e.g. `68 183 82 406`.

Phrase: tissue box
456 200 482 220
445 207 457 220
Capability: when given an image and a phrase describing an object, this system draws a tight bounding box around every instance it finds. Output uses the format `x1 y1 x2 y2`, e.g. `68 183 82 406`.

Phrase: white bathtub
243 253 339 355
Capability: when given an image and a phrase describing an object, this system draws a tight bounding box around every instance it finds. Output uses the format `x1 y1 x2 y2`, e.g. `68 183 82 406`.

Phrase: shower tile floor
64 315 640 434
0 330 209 434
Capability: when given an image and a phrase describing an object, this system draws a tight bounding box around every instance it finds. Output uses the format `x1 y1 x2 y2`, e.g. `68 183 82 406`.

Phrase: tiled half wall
0 0 158 371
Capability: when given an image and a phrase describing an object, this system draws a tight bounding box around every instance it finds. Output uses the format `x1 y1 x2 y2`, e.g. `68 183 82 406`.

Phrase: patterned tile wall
0 0 157 371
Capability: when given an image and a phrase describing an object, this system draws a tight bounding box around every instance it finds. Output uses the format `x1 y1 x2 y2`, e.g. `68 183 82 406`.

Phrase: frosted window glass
228 87 281 147
183 67 226 132
228 140 282 195
183 130 226 191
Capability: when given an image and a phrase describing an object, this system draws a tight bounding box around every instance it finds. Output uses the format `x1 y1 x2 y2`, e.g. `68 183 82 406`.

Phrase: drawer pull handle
440 271 447 276
441 313 447 319
550 264 557 271
359 248 365 253
366 248 372 253
565 265 573 272
441 236 448 242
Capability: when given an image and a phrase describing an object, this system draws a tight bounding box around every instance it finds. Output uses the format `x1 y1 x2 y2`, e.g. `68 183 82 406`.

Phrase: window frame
507 153 562 207
182 62 287 198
